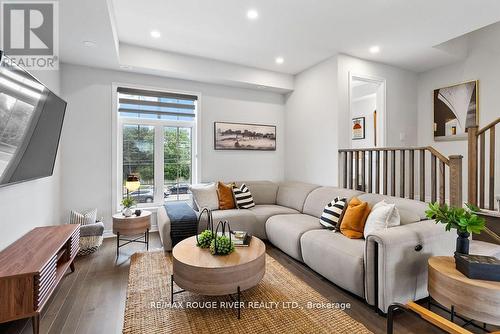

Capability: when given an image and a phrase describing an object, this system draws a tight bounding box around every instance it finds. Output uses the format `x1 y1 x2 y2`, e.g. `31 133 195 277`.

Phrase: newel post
467 125 478 206
448 155 463 207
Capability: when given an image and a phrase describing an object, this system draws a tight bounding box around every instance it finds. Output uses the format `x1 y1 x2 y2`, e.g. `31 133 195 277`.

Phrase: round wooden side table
112 210 151 257
428 256 500 326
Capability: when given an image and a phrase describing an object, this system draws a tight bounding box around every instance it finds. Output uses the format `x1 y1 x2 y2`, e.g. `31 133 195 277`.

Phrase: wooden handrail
338 146 449 164
477 117 500 135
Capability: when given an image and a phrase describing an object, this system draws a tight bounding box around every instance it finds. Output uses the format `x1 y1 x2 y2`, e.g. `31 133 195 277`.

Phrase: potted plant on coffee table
425 203 485 254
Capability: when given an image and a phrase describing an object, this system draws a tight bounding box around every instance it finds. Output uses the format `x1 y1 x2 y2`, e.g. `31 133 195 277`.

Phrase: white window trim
111 82 201 213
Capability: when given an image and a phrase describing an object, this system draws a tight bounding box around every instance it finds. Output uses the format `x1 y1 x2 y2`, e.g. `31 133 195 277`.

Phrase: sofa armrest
157 206 172 251
157 206 202 251
80 222 105 237
364 220 455 313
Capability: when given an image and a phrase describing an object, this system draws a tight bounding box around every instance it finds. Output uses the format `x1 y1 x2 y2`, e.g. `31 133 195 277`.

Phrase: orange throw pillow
217 182 236 210
340 197 371 239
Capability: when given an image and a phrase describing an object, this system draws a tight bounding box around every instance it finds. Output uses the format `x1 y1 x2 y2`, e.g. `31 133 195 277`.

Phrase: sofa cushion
470 240 500 259
276 181 319 212
303 187 364 218
301 230 365 297
233 183 256 209
319 197 347 230
249 205 299 225
340 197 371 239
363 201 401 238
235 181 278 205
217 182 236 210
199 209 265 239
190 183 219 210
357 193 427 224
266 214 322 261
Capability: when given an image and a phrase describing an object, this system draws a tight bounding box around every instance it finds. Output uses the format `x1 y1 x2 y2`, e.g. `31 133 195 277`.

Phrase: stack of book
231 231 252 247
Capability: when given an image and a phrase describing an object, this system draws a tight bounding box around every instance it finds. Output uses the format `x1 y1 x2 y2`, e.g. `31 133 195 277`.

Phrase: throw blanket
165 202 198 247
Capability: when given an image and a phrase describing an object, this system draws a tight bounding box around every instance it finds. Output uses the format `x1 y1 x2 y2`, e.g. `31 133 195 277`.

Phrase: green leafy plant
425 202 485 234
197 230 214 248
121 197 136 208
210 235 235 255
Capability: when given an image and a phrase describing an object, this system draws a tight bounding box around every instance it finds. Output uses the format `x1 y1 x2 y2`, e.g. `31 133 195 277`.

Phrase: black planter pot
456 230 470 254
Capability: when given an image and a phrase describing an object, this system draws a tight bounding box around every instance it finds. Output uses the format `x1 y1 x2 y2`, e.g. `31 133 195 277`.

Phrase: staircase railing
338 147 463 207
467 117 500 210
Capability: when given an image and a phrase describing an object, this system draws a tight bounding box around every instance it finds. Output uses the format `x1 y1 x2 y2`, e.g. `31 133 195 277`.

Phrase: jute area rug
123 250 372 334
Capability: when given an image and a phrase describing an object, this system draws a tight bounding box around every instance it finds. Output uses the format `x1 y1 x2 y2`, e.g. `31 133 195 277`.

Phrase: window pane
164 127 192 202
122 124 155 204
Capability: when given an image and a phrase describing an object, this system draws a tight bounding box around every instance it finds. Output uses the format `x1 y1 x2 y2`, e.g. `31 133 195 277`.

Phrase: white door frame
348 72 387 148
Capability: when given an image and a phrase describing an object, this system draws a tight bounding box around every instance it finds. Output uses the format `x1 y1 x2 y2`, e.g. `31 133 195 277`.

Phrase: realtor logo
1 1 59 70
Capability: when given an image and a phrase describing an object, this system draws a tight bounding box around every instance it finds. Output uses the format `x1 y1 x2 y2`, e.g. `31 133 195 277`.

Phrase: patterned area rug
123 251 372 334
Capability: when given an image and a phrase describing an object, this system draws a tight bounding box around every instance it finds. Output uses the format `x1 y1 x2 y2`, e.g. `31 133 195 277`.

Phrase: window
115 86 198 207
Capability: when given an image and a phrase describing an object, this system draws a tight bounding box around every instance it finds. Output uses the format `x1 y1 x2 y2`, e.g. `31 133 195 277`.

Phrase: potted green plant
121 197 136 217
425 203 485 254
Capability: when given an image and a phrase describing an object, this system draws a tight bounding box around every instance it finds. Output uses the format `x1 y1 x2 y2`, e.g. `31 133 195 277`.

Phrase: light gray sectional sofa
157 180 455 312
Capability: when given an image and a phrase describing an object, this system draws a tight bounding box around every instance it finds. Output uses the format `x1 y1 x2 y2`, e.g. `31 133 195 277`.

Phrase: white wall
59 64 285 232
284 54 419 186
337 54 418 149
0 70 62 251
417 23 500 207
284 56 338 185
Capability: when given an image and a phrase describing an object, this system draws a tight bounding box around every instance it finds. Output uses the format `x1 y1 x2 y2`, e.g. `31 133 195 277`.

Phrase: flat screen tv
0 51 67 187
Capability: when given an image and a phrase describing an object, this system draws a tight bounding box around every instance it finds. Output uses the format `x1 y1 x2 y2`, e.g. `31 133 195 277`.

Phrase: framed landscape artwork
352 117 365 140
214 122 276 151
433 80 478 141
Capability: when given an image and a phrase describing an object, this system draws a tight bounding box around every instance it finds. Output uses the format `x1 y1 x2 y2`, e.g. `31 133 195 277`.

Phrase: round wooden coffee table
428 256 500 326
172 235 266 296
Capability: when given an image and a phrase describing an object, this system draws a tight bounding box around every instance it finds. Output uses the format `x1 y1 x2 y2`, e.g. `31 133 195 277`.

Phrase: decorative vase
122 207 133 217
456 230 470 254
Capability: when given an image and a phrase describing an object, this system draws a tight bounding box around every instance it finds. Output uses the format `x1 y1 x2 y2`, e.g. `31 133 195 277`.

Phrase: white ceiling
109 0 500 74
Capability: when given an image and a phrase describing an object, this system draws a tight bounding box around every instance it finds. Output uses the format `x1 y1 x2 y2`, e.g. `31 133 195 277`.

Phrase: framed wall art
214 122 276 151
433 80 478 141
352 117 365 140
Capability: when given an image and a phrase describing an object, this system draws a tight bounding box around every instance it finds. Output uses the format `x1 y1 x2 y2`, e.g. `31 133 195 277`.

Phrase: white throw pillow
189 183 219 211
70 208 97 225
363 201 400 238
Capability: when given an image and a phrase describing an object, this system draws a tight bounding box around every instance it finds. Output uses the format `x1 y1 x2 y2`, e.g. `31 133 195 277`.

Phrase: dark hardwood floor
0 233 492 334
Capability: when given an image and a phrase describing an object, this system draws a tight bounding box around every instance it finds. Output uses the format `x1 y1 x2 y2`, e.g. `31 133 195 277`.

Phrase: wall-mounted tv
0 51 67 187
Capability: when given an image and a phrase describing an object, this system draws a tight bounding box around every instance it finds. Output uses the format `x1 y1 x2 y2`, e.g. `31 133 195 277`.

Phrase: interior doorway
349 73 386 148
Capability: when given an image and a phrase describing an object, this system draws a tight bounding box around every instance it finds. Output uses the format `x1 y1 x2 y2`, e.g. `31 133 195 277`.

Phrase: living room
0 0 499 333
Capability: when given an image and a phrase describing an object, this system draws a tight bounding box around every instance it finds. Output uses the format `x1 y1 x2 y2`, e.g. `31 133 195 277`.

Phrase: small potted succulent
425 202 485 254
121 197 136 217
197 229 214 248
196 217 235 256
210 235 235 255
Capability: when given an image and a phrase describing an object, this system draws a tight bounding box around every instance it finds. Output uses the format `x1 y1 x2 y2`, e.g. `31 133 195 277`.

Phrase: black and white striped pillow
70 208 97 226
320 197 347 230
232 184 255 209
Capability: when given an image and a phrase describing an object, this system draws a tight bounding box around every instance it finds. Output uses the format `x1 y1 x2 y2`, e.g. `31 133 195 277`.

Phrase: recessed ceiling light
247 9 259 20
275 57 284 64
150 30 161 38
83 40 97 48
369 46 380 54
